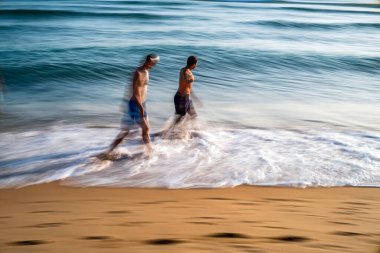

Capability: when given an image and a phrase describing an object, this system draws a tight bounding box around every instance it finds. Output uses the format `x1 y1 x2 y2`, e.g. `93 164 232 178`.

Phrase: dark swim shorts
121 99 147 129
174 92 196 116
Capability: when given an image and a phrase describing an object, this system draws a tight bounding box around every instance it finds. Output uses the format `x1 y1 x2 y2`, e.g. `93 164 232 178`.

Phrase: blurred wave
2 49 379 87
0 9 181 20
1 124 379 188
246 20 380 30
277 6 380 15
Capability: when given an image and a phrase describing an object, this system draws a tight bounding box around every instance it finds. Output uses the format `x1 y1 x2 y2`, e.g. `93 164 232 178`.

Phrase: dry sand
0 183 379 253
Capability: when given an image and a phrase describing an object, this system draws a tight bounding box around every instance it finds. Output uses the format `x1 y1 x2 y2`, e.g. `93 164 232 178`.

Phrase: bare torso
131 67 149 102
177 67 194 95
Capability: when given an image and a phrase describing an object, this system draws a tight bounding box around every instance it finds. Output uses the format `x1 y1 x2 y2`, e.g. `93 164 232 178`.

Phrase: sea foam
1 123 379 188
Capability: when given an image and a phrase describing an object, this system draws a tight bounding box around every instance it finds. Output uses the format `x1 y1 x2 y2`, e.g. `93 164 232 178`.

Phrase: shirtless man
107 54 159 155
174 56 198 123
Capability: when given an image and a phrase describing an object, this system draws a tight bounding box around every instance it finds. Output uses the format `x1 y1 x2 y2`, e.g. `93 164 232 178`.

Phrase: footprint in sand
207 232 251 239
145 239 185 245
29 222 68 228
270 235 310 242
81 236 113 240
9 240 49 246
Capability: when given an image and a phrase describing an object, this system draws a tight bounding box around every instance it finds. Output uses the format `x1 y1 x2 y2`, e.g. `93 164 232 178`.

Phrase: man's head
145 54 160 69
187 56 197 70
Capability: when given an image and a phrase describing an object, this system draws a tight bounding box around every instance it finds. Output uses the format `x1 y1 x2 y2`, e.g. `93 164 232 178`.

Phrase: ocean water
0 0 379 188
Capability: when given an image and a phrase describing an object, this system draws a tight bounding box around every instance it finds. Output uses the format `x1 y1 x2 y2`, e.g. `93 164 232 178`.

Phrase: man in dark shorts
174 56 198 123
106 54 159 155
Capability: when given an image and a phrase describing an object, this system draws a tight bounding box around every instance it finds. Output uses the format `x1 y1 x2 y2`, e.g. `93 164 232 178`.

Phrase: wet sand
0 183 379 253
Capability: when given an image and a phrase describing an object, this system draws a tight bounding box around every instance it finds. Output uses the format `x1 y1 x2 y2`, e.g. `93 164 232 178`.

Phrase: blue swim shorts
121 99 148 129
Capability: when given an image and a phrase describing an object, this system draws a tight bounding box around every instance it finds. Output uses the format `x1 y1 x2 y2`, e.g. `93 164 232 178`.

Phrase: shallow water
0 0 379 188
1 120 380 188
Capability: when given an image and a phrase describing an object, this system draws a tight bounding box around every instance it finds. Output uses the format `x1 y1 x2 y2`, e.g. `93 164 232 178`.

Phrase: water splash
1 123 379 188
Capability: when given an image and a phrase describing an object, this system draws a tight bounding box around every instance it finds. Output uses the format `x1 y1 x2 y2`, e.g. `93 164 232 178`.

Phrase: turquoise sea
0 0 380 188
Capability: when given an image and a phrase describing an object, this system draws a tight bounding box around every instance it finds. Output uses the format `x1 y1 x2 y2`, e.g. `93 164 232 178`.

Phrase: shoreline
0 182 379 253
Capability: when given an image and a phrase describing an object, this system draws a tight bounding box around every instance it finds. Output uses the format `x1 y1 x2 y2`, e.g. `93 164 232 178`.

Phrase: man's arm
185 69 202 106
184 69 194 84
190 90 203 107
184 69 194 94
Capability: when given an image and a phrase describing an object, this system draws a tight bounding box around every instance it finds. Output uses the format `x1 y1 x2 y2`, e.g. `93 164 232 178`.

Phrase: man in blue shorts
106 54 159 155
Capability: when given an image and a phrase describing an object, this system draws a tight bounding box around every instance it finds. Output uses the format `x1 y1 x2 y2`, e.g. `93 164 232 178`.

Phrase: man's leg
139 118 153 153
174 114 185 125
187 99 197 120
173 95 189 126
173 94 187 125
108 129 129 153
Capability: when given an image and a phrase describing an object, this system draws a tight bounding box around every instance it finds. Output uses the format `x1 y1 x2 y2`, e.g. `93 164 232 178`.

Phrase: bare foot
96 152 115 160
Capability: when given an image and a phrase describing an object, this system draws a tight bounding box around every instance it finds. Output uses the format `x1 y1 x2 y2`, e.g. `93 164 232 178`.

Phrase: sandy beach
0 183 379 253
